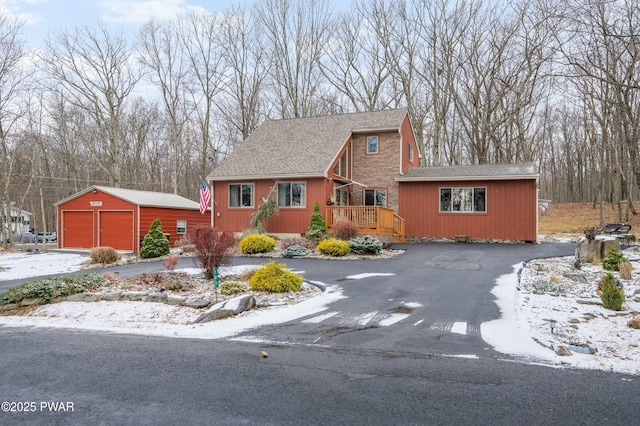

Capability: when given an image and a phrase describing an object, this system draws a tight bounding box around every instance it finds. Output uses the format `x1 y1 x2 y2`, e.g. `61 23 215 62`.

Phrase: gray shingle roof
55 186 202 210
396 163 538 181
208 109 409 181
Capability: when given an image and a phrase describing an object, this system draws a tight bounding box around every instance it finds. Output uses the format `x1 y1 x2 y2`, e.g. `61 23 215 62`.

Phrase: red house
54 186 210 253
206 109 539 242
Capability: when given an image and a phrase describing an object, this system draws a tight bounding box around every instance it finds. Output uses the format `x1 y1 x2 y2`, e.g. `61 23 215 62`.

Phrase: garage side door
100 211 134 252
62 211 93 249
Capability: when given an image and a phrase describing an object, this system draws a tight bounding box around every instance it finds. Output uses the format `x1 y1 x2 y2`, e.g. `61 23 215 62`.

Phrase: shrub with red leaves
331 220 359 241
189 225 236 279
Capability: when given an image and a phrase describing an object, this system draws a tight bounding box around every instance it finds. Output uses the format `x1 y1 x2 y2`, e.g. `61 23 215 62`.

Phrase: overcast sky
1 0 248 48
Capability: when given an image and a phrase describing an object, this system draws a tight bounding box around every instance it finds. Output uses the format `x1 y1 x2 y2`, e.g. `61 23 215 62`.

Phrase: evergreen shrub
317 237 350 257
239 233 276 254
600 272 625 311
220 281 248 295
249 261 302 292
282 245 308 258
349 235 383 255
602 249 626 271
140 218 170 259
0 274 108 305
305 201 328 242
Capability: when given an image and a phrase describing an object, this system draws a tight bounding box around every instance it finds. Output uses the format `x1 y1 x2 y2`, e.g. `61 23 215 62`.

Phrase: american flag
199 179 211 215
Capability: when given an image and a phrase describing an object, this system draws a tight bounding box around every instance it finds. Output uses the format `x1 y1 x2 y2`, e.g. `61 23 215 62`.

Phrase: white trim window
277 182 306 207
176 220 187 234
229 183 254 208
364 189 387 207
408 144 414 162
440 187 486 212
366 136 379 154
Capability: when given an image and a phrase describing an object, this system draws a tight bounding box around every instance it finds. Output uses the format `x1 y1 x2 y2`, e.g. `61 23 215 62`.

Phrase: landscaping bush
602 249 626 271
618 260 633 280
600 272 625 311
331 220 359 241
282 245 308 258
239 233 276 254
305 201 328 242
349 235 383 255
140 218 170 259
317 237 350 257
189 225 236 279
220 280 248 295
0 274 108 305
249 261 302 292
89 246 119 264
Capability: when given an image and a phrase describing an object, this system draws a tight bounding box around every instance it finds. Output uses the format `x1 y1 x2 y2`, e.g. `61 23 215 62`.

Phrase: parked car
17 231 36 243
3 232 34 243
37 232 57 243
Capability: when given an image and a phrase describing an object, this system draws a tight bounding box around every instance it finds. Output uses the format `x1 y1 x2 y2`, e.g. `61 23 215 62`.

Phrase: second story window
408 144 414 162
367 136 379 154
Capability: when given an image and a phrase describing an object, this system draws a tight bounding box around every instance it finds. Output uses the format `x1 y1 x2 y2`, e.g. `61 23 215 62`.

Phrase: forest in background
2 0 640 236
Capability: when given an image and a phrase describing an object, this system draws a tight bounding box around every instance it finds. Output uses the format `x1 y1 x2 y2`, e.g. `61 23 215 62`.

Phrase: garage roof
396 163 538 182
54 186 203 210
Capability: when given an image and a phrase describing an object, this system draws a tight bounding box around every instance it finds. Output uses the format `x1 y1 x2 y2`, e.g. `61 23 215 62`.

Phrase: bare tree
39 21 140 188
560 0 640 217
217 6 267 147
179 11 226 179
257 0 332 118
139 18 193 194
319 7 396 112
0 12 30 247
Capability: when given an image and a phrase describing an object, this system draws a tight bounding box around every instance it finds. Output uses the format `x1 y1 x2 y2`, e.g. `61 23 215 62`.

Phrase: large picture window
364 189 387 207
229 183 254 208
278 182 306 207
440 187 486 212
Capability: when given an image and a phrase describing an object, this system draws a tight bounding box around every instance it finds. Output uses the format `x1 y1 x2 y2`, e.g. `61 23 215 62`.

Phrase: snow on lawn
483 252 640 376
0 250 90 281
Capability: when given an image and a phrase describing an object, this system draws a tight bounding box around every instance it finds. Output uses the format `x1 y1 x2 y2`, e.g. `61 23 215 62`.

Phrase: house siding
400 115 420 172
398 179 538 241
139 207 210 249
212 178 329 234
56 189 207 253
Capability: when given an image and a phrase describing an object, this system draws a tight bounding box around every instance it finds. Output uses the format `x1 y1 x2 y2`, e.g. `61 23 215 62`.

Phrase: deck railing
325 206 405 240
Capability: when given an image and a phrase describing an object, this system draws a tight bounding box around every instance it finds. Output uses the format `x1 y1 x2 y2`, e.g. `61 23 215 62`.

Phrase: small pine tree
305 201 328 242
140 218 170 259
600 272 625 311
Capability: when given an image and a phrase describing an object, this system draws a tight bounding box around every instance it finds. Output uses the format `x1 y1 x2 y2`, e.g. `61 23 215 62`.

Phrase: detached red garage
54 186 211 253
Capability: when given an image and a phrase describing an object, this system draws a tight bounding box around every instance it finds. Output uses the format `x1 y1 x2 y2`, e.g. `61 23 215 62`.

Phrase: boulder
182 299 210 309
575 236 620 264
555 345 573 356
194 295 256 324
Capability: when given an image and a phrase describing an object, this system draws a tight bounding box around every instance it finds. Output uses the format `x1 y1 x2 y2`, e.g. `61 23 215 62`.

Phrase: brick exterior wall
351 131 401 212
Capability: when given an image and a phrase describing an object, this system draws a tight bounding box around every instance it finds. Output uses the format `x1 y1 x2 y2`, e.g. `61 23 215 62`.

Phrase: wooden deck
325 206 405 241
